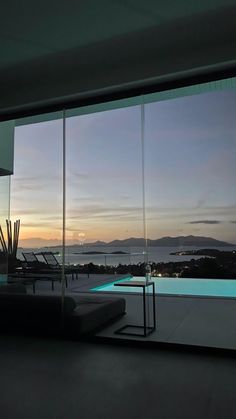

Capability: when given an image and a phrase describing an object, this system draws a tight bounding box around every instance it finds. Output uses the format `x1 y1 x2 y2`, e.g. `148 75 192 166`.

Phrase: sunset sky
11 88 236 248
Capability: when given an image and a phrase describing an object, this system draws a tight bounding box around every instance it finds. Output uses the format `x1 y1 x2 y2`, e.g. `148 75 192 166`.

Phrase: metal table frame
114 280 156 337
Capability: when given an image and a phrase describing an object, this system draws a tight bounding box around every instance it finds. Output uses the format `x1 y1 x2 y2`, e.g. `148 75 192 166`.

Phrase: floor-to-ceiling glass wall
2 76 236 345
65 99 153 334
65 99 147 280
144 80 236 298
11 112 64 295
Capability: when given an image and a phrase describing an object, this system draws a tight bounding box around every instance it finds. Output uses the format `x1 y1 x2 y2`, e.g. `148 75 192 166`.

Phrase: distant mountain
102 235 234 247
108 237 146 247
50 236 235 248
20 235 235 249
148 235 234 247
91 240 107 246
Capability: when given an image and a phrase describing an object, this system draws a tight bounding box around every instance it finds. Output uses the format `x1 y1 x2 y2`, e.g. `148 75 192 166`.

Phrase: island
65 248 236 279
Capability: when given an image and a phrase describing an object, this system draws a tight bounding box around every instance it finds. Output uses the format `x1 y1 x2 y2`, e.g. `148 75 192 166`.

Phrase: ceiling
1 0 236 117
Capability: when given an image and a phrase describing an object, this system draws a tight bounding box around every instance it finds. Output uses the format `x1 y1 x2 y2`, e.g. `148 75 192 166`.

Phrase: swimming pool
0 275 7 283
91 276 236 298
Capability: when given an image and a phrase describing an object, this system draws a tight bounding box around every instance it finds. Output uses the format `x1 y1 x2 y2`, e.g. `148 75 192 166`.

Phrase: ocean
17 245 236 266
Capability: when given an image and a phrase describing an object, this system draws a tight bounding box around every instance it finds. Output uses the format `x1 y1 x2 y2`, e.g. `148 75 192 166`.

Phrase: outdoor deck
19 273 236 352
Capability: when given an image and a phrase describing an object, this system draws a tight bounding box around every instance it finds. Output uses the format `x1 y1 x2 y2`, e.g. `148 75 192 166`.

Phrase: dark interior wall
0 121 15 174
1 4 236 118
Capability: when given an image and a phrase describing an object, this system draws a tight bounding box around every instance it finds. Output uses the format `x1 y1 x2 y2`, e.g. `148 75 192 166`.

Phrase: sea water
17 245 236 266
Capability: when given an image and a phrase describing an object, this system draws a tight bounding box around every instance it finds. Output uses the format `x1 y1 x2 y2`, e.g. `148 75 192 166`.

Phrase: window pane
145 88 236 297
66 105 145 283
11 116 64 295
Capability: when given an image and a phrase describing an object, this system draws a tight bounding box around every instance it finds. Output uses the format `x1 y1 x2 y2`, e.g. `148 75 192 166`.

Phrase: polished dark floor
0 333 236 419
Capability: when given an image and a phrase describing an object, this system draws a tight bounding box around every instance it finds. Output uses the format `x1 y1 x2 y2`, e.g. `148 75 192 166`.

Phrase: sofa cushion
0 293 126 335
69 296 126 334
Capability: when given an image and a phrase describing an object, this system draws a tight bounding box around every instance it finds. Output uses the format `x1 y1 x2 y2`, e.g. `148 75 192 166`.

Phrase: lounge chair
22 252 39 264
41 251 81 280
18 251 68 290
22 252 45 269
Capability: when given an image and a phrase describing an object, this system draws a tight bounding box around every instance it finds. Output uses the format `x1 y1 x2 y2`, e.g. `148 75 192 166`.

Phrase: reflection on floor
23 273 236 351
1 334 236 419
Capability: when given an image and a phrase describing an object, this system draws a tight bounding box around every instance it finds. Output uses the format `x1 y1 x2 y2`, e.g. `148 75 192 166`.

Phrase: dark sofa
0 284 126 336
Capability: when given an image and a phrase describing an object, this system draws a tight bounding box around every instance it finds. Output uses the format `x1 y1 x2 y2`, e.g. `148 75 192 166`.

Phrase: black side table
114 280 156 337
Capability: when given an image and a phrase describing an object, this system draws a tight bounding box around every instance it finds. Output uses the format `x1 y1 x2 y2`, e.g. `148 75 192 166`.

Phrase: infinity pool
92 276 236 298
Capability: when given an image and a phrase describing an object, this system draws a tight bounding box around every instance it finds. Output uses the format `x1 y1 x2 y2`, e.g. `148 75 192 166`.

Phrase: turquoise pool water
92 276 236 298
0 275 7 283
